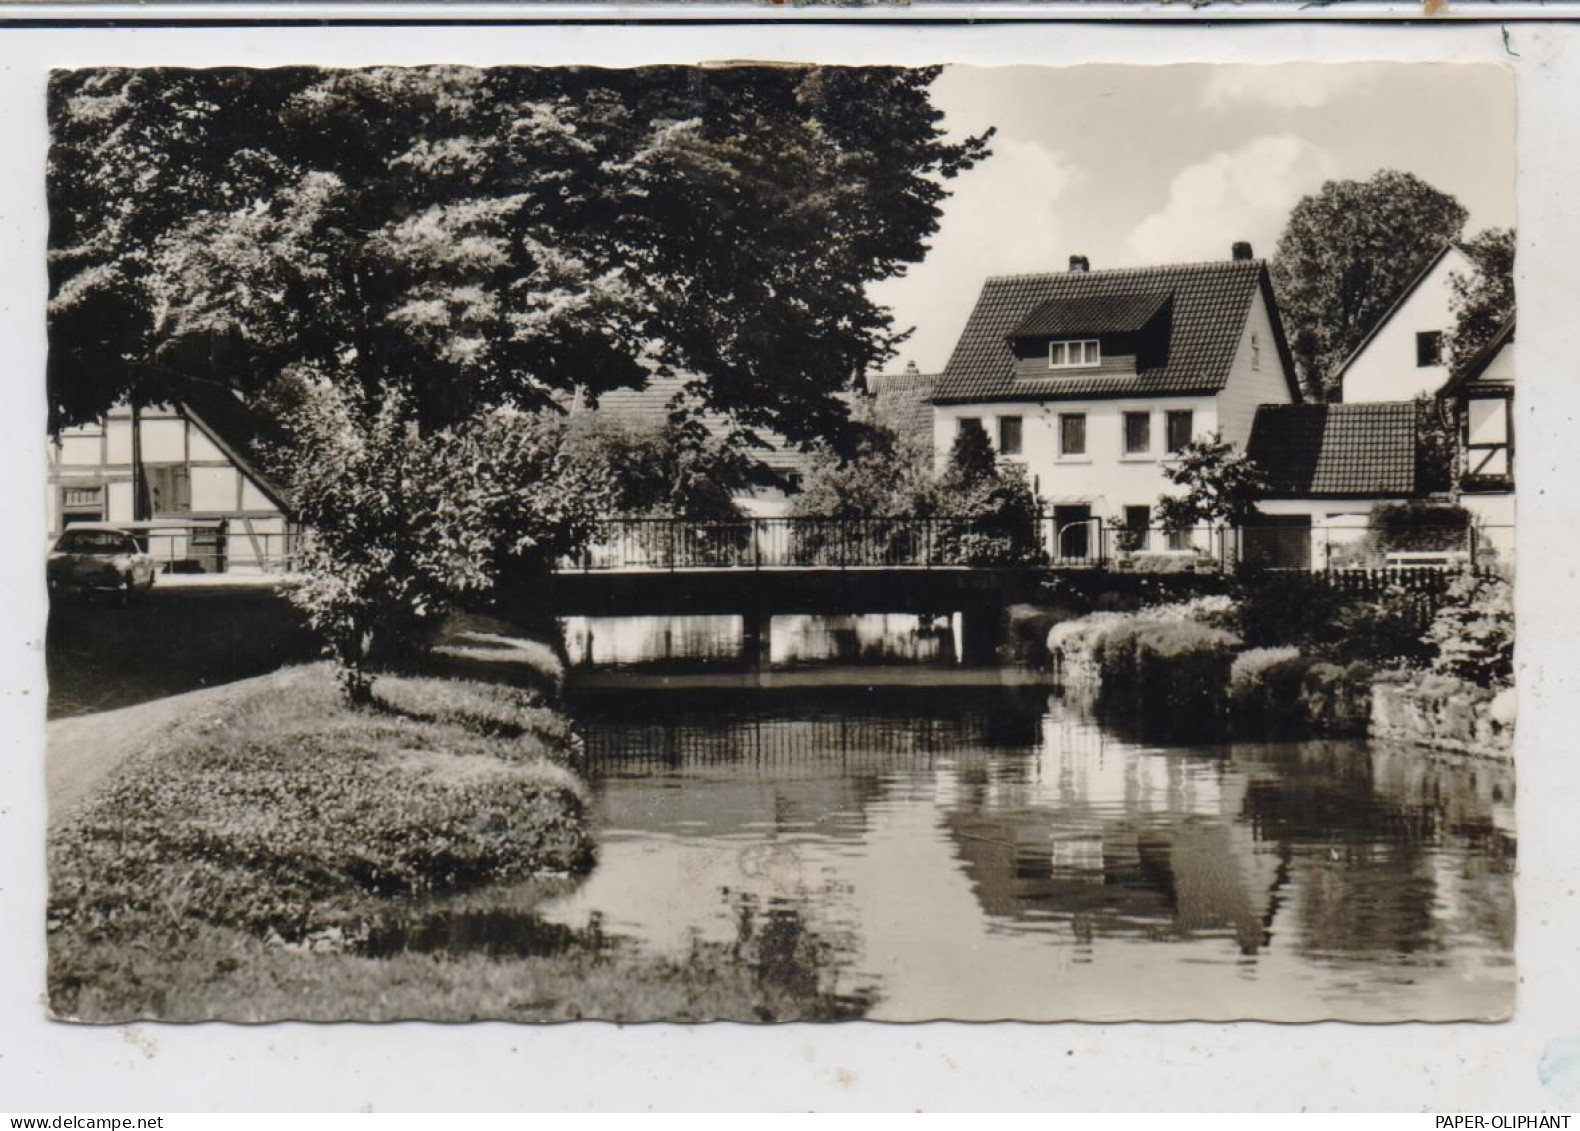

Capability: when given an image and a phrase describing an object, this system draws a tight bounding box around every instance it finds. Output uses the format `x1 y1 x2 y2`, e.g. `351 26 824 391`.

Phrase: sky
869 63 1517 375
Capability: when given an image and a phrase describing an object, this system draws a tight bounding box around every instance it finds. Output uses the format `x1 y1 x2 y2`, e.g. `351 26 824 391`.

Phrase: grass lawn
49 658 867 1023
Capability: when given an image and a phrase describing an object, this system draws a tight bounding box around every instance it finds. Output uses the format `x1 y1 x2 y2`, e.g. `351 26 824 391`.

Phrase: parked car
47 525 157 599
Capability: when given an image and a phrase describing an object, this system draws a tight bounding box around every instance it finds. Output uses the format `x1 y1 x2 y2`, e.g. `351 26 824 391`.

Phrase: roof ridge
981 259 1265 285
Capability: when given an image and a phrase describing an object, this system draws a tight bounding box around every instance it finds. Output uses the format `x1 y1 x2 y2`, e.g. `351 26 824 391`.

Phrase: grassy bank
49 659 864 1022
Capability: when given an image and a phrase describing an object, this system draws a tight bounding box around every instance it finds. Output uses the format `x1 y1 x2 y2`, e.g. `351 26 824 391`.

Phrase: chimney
1068 254 1090 273
904 360 920 376
1231 241 1254 262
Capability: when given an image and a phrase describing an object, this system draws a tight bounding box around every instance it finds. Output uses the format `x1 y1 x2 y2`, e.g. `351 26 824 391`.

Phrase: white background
1 18 1577 1113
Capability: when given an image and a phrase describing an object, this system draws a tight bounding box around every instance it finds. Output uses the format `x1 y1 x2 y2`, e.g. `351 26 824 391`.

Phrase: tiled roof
1247 402 1420 498
932 259 1271 405
866 370 939 448
1009 291 1172 339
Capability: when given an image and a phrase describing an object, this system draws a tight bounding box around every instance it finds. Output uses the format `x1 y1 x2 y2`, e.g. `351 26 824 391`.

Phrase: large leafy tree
1447 227 1516 374
1270 170 1468 401
48 66 989 690
48 65 990 443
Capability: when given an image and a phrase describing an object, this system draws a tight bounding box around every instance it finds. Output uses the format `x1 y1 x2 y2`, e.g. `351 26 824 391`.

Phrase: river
537 666 1515 1022
388 614 1516 1021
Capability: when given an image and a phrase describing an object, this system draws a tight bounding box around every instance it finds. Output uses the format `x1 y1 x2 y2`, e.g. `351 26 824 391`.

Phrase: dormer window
1049 339 1100 369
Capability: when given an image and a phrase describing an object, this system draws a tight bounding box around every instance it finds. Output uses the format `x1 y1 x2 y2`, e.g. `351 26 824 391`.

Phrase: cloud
1125 135 1339 266
1200 67 1365 111
869 136 1079 373
1201 67 1365 112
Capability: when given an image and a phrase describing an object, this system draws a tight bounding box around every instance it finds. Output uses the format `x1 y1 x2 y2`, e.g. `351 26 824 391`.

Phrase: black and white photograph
40 57 1518 1026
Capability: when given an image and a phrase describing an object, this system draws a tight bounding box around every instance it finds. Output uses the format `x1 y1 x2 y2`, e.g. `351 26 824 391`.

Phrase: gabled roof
931 258 1298 405
1331 242 1463 384
1247 402 1420 499
1008 291 1172 339
165 376 290 512
1439 314 1515 399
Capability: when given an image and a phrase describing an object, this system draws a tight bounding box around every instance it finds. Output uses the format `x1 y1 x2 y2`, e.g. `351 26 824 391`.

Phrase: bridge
544 515 1118 666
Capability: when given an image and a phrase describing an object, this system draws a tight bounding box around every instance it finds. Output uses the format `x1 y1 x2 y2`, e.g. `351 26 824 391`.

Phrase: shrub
1366 500 1471 556
1234 573 1431 663
1005 604 1058 667
1095 619 1242 722
1330 585 1436 667
1138 594 1239 629
1115 550 1222 575
1047 611 1128 664
1299 661 1374 735
1426 570 1514 686
278 390 607 703
1228 646 1312 733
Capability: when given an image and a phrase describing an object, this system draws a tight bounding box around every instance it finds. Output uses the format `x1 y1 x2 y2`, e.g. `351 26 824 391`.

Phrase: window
957 417 982 439
1059 413 1087 456
1416 330 1444 367
1168 527 1194 552
1049 339 1100 369
1464 396 1513 480
997 416 1023 456
1123 411 1151 455
1122 505 1151 552
1165 409 1194 453
1251 331 1262 371
146 465 191 515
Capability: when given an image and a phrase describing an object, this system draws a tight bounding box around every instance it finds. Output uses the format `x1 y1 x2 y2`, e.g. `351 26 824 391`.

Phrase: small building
1335 242 1478 404
47 382 293 574
1438 315 1515 565
1245 402 1431 570
865 364 940 453
928 246 1300 559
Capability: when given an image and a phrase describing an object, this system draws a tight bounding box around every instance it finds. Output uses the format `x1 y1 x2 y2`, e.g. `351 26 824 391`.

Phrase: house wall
47 402 289 572
932 396 1220 524
1216 286 1298 444
1460 489 1516 568
1478 338 1516 385
1011 340 1141 382
1341 248 1474 404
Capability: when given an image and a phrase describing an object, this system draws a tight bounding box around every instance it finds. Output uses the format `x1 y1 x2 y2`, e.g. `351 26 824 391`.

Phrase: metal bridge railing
566 515 1516 576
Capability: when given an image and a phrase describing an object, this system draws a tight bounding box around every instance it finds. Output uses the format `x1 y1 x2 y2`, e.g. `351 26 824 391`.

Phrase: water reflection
548 683 1514 1021
563 613 959 669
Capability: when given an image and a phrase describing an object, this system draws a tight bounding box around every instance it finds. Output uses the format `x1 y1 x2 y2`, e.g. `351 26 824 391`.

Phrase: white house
1439 315 1516 566
47 381 293 573
928 246 1300 559
1335 243 1477 404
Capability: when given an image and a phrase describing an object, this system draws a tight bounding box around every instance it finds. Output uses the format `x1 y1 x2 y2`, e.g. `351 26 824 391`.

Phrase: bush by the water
1004 603 1058 666
1229 646 1310 732
1232 573 1435 666
1426 570 1514 687
1299 661 1374 735
1137 593 1239 629
1094 619 1242 719
1228 648 1372 735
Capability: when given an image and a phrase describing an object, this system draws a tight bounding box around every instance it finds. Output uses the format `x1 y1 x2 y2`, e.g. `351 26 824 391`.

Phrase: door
1243 515 1312 571
1053 504 1093 562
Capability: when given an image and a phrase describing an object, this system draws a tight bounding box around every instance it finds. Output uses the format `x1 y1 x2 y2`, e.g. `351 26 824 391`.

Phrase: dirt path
46 670 308 825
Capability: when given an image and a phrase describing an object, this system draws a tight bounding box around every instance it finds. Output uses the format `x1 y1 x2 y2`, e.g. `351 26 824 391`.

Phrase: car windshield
58 531 134 554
